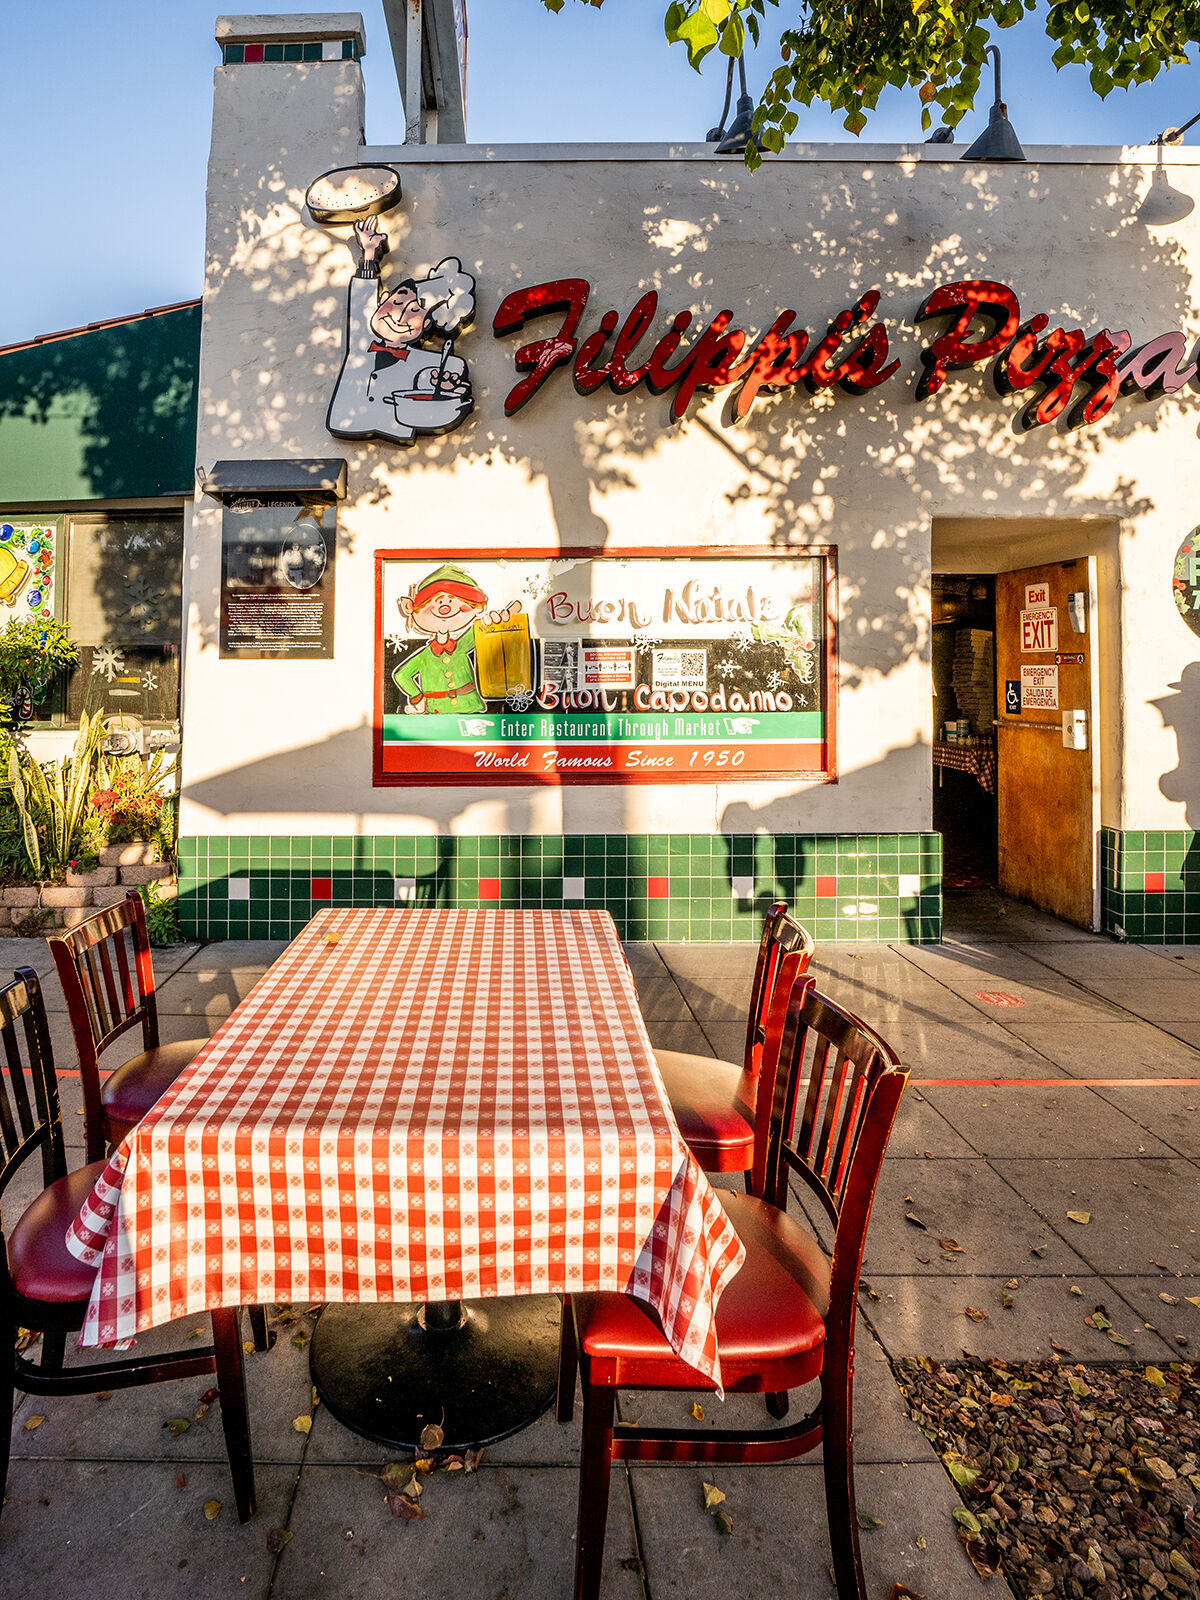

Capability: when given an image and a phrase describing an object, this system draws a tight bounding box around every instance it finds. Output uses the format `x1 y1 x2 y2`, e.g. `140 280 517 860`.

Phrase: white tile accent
321 39 343 60
394 877 417 903
227 877 250 902
898 874 921 899
562 876 586 900
731 874 755 899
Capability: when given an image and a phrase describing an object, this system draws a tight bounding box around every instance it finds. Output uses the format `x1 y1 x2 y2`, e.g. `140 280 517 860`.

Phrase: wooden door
994 559 1097 927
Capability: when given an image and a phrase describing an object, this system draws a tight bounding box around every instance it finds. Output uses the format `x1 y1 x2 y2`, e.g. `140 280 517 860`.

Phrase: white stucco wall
183 47 1200 840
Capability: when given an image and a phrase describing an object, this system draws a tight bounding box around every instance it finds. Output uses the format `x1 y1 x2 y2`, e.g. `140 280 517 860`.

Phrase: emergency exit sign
1020 607 1058 651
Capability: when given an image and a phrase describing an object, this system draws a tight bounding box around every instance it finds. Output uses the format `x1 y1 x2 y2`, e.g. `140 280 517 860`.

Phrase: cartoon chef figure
394 563 521 715
326 216 475 444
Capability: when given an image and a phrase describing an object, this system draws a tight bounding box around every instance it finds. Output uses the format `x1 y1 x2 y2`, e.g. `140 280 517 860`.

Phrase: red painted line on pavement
909 1077 1200 1087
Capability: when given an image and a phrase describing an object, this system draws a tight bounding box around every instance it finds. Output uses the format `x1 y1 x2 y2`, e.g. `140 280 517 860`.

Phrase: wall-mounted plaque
220 497 336 659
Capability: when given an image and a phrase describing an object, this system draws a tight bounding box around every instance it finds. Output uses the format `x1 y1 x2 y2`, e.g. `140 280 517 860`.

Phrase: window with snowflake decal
0 517 64 723
65 512 183 724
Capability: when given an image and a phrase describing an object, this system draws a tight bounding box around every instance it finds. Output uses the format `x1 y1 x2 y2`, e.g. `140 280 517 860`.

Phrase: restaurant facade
7 10 1200 945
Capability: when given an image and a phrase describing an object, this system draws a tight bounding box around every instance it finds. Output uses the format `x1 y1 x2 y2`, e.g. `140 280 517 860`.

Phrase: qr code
652 647 707 692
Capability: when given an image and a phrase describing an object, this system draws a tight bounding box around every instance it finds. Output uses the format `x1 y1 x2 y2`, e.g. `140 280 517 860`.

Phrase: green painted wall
0 304 200 502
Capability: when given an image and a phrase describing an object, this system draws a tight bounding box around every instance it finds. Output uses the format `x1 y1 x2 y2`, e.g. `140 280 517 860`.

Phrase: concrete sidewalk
3 892 1199 1599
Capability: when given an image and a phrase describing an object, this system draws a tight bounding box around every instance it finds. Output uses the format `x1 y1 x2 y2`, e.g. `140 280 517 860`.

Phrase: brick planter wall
0 855 176 935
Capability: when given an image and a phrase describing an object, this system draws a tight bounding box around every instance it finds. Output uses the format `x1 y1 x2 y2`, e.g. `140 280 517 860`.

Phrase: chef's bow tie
369 342 409 360
430 638 456 655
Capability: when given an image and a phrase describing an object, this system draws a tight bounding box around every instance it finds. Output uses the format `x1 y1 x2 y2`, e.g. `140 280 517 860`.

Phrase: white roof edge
360 139 1200 166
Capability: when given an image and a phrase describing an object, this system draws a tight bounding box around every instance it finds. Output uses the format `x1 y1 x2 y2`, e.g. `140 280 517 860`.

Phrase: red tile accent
815 876 837 898
311 876 332 899
1144 871 1166 893
478 877 501 900
243 42 265 61
647 875 669 900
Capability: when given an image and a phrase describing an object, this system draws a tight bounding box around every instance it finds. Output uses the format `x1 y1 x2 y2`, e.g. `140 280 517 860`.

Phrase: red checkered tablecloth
933 740 997 796
67 908 744 1387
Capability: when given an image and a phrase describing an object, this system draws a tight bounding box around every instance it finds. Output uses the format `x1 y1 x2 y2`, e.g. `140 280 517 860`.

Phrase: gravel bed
893 1356 1199 1599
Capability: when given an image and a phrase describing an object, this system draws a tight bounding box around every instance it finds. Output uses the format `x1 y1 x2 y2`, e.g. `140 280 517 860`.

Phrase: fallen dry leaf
1145 1365 1167 1386
939 1238 964 1253
165 1417 191 1437
1066 1210 1091 1225
387 1494 425 1520
419 1422 445 1452
292 1415 313 1435
701 1482 726 1511
905 1212 927 1230
690 1402 705 1421
22 1415 44 1432
889 1587 926 1600
1030 1244 1048 1258
203 1500 222 1521
1160 1292 1181 1305
958 1527 1001 1581
856 1511 886 1529
266 1529 293 1554
1050 1338 1073 1355
713 1511 733 1536
464 1448 483 1473
964 1306 989 1323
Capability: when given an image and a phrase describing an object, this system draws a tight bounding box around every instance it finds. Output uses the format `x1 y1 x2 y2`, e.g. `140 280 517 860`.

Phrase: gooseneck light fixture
714 52 761 156
961 45 1025 162
707 56 736 143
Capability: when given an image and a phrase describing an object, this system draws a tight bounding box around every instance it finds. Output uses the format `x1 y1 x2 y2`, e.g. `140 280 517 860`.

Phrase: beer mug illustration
474 611 533 699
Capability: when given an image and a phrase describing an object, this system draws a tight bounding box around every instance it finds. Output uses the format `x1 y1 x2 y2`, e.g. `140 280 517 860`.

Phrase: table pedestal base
309 1296 562 1451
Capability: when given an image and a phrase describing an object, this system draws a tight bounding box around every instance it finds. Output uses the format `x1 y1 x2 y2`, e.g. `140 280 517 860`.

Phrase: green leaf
718 12 744 56
674 9 720 68
952 1506 983 1533
943 1452 980 1490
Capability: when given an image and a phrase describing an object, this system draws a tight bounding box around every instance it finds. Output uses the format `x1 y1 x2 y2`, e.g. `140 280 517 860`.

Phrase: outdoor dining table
65 907 746 1498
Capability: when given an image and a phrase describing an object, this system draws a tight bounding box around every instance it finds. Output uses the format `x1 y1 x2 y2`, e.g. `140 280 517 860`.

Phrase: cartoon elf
394 563 521 715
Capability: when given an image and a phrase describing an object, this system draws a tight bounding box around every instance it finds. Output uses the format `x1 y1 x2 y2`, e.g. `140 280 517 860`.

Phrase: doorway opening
932 574 998 889
931 518 1115 934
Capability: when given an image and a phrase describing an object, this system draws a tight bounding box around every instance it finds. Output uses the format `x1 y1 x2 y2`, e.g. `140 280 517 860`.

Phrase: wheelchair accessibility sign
1005 680 1021 714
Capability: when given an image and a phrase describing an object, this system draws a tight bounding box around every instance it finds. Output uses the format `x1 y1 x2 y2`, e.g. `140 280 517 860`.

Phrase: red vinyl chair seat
7 1161 107 1304
574 1191 830 1377
101 1037 207 1132
654 1050 756 1170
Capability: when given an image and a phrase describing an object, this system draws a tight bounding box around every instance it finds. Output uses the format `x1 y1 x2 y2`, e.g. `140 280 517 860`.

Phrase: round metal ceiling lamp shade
961 46 1026 162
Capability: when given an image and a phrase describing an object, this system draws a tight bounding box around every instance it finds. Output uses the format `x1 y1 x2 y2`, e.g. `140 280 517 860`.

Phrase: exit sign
1020 607 1058 651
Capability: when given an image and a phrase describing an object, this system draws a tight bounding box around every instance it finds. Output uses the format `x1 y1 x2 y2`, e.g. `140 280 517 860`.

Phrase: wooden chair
653 901 815 1176
557 958 908 1600
48 892 209 1164
0 967 256 1522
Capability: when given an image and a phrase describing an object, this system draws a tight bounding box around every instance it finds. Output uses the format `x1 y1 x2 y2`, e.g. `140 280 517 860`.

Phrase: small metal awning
197 458 348 500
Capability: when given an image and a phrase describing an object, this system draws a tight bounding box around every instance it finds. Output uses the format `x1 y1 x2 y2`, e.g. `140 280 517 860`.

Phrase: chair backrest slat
741 903 815 1077
49 894 159 1163
758 976 906 1230
0 969 66 1224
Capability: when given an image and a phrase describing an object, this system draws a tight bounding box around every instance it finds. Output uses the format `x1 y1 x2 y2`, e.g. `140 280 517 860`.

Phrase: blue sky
1 1 1198 346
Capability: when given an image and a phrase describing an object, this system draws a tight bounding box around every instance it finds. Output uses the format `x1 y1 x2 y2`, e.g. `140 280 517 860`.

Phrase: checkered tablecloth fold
67 909 743 1387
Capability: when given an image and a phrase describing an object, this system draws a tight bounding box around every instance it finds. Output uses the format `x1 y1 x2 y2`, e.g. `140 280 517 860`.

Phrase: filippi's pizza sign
490 277 1199 434
307 166 1200 444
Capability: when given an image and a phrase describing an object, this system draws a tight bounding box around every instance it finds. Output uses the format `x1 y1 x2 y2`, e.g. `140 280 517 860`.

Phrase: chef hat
415 257 476 334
